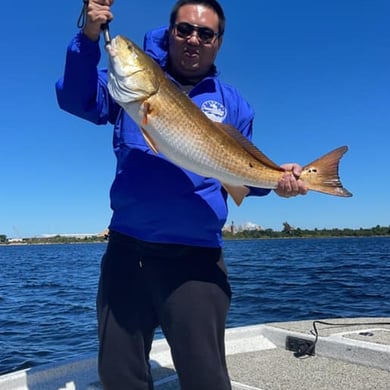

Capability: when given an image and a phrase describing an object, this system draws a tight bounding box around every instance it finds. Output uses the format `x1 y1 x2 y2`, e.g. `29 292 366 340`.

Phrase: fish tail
300 146 352 197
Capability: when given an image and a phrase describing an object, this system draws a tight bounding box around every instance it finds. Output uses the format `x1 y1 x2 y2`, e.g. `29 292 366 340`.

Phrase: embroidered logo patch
201 100 227 122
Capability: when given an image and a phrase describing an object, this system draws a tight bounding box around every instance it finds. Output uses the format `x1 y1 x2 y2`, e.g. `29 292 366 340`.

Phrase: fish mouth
107 45 117 58
105 39 117 58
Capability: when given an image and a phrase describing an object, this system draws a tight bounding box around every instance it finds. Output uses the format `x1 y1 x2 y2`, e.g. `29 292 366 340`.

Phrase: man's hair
169 0 226 36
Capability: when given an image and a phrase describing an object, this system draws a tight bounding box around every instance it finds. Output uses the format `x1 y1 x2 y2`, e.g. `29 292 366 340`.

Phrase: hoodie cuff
246 187 271 197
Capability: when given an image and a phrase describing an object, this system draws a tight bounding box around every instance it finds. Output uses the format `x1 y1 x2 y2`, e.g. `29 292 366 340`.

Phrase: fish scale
144 79 279 186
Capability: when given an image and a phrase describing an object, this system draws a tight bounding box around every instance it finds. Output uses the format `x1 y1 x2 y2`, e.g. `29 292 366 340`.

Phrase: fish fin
216 123 284 171
300 146 353 197
222 183 250 206
140 127 159 154
142 101 152 126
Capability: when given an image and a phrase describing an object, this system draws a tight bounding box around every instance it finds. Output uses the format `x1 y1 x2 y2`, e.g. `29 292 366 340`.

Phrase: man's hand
83 0 114 41
274 163 308 198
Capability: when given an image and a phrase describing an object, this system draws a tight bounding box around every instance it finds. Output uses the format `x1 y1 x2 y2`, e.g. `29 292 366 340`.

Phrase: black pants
97 231 232 390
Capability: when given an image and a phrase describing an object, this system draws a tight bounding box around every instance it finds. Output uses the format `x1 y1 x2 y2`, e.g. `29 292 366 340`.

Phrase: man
56 1 307 389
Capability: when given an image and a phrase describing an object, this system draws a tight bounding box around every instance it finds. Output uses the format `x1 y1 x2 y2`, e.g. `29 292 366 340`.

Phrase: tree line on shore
0 234 108 245
222 224 390 239
1 225 389 244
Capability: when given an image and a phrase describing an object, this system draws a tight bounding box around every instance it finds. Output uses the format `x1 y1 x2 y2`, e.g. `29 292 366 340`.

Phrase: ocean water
1 237 389 374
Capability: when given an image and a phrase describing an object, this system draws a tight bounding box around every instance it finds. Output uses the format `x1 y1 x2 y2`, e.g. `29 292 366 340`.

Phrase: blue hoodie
56 27 270 248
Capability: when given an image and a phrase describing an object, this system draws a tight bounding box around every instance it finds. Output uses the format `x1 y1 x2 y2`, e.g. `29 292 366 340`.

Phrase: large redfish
106 35 352 205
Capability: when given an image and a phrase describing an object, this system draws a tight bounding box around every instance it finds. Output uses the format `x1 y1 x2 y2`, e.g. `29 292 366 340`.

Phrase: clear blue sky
1 1 389 238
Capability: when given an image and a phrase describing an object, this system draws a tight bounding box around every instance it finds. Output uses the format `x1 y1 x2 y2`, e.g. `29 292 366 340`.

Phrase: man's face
168 4 223 81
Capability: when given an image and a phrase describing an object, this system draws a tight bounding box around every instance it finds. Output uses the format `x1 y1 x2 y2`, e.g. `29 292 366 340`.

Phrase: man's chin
178 65 203 78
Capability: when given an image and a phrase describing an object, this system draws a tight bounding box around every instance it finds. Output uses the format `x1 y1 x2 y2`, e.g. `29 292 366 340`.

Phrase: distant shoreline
0 241 107 247
1 234 389 247
223 234 390 241
2 226 389 246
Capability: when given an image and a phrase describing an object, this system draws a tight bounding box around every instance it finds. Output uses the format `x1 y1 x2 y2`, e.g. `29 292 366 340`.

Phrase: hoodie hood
143 26 170 68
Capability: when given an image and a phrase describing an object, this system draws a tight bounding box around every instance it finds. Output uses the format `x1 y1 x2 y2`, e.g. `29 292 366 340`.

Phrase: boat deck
1 317 389 389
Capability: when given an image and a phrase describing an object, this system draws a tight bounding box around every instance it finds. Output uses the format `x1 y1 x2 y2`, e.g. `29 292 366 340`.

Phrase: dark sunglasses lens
176 23 194 37
198 27 215 42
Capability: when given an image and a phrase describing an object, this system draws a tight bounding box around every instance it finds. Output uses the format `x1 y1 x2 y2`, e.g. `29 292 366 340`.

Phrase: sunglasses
173 22 220 44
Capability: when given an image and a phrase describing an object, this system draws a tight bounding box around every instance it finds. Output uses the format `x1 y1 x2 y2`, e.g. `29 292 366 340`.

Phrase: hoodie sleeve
143 26 169 68
55 31 120 125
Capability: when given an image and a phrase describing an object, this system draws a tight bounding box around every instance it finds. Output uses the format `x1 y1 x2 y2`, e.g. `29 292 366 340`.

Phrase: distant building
223 221 263 234
243 222 262 231
7 238 24 243
40 233 97 239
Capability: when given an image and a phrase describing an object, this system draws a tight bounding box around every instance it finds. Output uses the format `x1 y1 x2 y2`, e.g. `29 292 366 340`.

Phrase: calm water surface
1 237 389 374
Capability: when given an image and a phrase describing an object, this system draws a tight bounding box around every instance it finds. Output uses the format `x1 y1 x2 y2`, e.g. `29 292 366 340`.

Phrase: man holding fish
56 0 318 389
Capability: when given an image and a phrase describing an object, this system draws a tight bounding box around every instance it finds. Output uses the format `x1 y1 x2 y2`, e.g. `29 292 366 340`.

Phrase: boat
1 317 389 389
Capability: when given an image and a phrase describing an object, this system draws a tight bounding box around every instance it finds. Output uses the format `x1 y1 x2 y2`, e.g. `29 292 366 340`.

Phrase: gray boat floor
1 317 389 389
